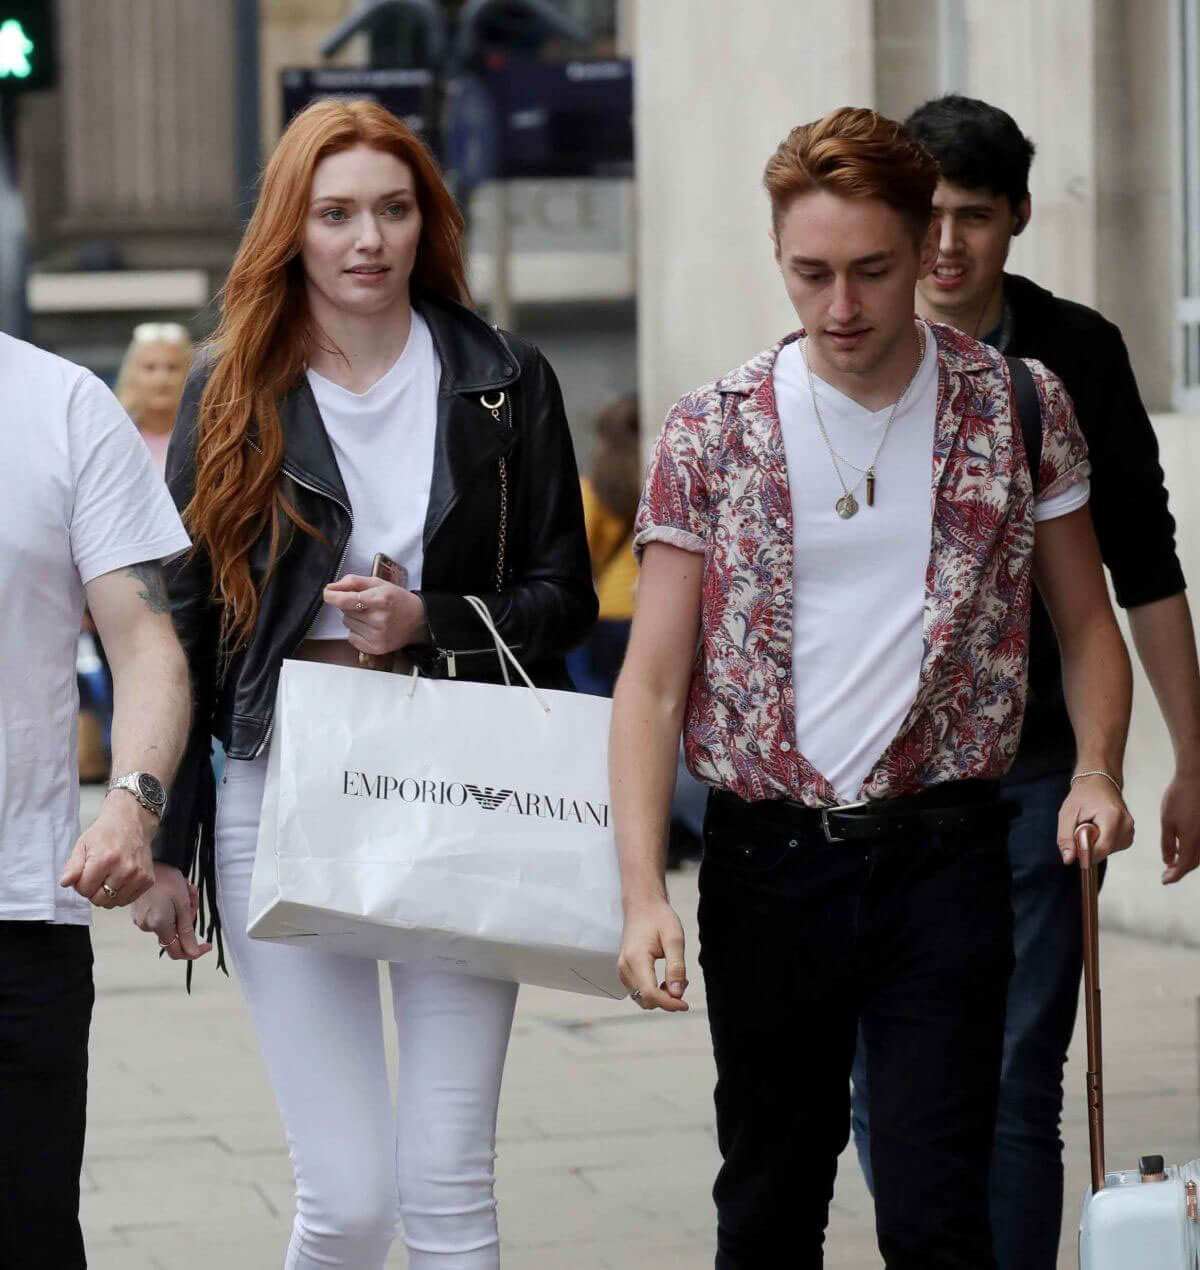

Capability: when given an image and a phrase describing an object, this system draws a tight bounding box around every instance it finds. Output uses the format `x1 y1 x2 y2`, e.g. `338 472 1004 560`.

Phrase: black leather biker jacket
152 290 597 910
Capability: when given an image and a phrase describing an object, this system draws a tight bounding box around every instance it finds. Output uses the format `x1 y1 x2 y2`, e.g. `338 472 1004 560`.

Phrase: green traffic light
0 18 35 80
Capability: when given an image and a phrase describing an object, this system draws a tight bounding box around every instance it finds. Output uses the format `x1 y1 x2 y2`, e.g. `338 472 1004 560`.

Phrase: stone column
1103 411 1200 945
59 0 237 233
962 0 1098 308
1094 0 1175 409
873 0 941 120
633 0 874 434
615 0 635 56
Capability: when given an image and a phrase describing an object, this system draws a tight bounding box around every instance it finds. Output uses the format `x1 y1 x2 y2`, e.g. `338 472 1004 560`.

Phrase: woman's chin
332 285 408 317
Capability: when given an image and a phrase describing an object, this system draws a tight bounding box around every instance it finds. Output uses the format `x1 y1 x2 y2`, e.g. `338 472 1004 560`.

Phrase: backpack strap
1005 355 1042 494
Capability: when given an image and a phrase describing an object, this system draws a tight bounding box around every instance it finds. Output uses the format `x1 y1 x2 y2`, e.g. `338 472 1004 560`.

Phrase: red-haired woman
134 99 595 1268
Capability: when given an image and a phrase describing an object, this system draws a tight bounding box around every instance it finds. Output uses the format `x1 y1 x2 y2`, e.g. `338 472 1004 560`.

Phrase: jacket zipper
254 459 353 757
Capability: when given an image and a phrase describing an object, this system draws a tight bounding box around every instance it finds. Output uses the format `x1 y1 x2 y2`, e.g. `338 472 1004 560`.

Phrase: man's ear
1012 194 1032 235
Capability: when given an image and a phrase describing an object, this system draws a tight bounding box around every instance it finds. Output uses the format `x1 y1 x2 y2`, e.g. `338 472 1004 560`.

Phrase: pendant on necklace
866 471 876 507
835 493 859 519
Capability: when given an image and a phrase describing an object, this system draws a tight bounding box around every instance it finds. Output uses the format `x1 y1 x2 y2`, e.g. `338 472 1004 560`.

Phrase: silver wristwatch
106 771 167 821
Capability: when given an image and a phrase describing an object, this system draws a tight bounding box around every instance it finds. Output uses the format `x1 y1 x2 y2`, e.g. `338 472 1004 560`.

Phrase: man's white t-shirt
774 327 1090 802
305 310 440 640
0 333 190 924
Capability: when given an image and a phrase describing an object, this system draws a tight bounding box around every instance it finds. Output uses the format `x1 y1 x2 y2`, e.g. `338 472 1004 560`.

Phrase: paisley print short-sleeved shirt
634 321 1090 808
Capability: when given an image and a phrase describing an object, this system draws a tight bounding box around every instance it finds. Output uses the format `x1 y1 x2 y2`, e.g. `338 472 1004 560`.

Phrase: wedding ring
158 933 181 949
630 987 644 1002
100 882 117 899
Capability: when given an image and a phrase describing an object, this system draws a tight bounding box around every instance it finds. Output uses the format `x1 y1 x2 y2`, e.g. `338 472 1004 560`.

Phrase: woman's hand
324 575 429 656
130 862 211 961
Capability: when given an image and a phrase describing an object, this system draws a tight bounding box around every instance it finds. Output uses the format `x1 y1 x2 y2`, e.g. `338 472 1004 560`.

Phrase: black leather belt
709 780 1018 844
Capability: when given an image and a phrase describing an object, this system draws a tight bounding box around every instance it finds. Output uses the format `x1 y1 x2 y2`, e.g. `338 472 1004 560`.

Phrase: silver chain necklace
801 324 927 519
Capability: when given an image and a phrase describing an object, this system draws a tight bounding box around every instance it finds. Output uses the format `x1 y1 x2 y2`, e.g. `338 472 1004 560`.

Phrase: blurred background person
570 394 704 866
114 321 194 475
570 394 639 697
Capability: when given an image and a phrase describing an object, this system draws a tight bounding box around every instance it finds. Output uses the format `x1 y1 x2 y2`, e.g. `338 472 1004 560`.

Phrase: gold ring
158 933 181 949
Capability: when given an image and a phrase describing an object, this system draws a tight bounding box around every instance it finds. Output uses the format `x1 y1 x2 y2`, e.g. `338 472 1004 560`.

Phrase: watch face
135 772 166 811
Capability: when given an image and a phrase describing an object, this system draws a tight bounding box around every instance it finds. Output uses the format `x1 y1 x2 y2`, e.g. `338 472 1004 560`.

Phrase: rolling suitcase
1075 824 1200 1267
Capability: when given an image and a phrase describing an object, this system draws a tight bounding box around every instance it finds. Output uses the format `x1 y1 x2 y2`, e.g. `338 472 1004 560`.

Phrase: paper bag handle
463 594 550 713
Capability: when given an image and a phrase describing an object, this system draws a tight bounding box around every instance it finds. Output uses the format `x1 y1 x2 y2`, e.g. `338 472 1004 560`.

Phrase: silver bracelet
1070 769 1123 794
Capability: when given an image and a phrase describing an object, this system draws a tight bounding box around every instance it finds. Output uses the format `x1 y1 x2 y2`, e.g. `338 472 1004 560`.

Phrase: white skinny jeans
216 755 518 1269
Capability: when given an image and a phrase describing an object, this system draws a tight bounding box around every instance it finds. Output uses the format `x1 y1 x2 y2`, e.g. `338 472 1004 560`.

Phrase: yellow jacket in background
580 477 637 621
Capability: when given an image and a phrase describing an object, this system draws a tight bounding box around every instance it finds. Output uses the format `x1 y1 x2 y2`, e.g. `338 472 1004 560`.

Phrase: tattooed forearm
124 561 169 614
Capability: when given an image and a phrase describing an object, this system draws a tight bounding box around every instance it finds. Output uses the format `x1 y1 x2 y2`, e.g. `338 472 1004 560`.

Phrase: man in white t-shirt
610 108 1135 1266
0 332 194 1267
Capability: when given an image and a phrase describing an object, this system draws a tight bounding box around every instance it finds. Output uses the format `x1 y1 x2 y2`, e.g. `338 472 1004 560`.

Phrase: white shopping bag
246 601 625 998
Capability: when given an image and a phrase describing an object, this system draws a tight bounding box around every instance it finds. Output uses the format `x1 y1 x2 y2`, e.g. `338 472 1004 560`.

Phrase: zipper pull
444 649 457 679
480 392 505 424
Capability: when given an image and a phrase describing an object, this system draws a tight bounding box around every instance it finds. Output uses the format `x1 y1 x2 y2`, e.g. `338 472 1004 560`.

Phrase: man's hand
618 898 690 1012
1160 762 1200 884
130 862 211 961
60 791 157 907
1057 774 1135 866
323 575 428 656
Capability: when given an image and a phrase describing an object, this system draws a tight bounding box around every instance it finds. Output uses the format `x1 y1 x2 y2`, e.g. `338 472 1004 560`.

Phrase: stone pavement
78 787 1199 1269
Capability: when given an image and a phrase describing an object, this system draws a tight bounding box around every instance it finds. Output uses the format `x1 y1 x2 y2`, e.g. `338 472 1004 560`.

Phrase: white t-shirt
305 311 440 640
774 328 1090 802
0 333 190 924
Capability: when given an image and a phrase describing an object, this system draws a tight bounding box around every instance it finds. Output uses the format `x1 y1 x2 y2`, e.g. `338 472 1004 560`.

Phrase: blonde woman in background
114 321 193 475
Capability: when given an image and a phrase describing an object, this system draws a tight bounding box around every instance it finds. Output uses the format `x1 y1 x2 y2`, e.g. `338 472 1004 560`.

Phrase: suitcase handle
1078 822 1106 1193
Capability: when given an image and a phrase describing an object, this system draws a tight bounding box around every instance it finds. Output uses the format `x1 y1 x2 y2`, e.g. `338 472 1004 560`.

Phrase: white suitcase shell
1078 1161 1200 1268
1072 825 1200 1267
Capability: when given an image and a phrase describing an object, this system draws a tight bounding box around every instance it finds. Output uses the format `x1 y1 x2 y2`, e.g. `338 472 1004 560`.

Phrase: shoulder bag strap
1005 354 1042 494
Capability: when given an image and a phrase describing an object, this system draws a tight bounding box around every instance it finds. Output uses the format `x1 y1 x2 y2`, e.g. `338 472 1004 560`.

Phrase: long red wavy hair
187 98 470 649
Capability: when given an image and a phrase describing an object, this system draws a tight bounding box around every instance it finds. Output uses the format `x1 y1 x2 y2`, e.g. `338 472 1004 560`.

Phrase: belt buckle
821 800 867 844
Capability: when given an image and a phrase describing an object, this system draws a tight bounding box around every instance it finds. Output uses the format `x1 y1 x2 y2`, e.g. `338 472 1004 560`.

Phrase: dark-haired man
850 94 1200 1270
611 105 1134 1268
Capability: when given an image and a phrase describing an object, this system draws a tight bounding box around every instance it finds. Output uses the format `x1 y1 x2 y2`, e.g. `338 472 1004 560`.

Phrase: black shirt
997 273 1186 780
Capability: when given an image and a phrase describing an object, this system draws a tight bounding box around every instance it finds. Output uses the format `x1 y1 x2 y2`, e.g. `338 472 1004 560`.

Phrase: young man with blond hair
610 107 1134 1267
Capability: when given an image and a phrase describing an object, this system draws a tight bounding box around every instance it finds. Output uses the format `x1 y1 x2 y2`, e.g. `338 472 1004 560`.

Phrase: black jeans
699 791 1013 1269
851 769 1100 1268
0 921 94 1269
